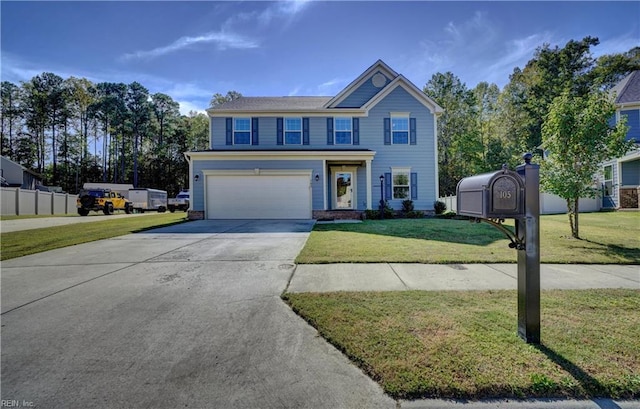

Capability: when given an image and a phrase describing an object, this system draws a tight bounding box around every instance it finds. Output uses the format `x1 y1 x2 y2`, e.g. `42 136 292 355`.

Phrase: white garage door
206 172 312 219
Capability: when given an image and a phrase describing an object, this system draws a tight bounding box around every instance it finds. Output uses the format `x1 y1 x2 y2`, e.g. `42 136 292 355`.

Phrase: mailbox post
515 153 540 344
456 153 541 344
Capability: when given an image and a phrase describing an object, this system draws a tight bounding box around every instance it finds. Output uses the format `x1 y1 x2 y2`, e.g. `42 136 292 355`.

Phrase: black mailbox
456 168 525 219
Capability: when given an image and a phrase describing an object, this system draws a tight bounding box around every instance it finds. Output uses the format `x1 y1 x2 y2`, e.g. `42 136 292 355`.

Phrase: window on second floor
285 118 302 144
391 115 409 144
334 117 352 145
234 118 251 145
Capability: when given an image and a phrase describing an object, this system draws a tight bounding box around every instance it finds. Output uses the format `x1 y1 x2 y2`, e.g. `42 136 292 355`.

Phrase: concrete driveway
1 220 394 409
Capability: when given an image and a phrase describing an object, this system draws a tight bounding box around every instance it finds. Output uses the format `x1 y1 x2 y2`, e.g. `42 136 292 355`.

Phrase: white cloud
177 100 207 116
120 31 259 61
288 86 301 96
121 1 312 62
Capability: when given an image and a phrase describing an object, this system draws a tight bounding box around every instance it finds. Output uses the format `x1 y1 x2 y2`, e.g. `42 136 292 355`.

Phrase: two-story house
602 71 640 209
185 60 443 220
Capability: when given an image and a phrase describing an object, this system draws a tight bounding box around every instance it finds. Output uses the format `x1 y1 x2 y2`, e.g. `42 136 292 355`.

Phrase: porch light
194 174 200 182
315 173 320 182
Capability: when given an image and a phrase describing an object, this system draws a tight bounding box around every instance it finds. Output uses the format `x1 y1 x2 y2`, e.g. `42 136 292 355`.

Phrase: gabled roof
362 74 444 115
323 59 399 108
611 71 640 105
207 59 444 116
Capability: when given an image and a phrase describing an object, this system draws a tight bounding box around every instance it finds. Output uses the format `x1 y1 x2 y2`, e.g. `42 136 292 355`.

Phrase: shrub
434 200 447 215
405 210 425 219
364 209 380 219
401 200 414 212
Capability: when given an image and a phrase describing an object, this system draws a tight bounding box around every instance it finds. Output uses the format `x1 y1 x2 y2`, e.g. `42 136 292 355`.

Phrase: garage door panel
206 174 311 219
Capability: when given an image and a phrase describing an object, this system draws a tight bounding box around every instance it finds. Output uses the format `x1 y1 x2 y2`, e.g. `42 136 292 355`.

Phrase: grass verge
1 212 188 260
283 289 640 400
296 212 640 264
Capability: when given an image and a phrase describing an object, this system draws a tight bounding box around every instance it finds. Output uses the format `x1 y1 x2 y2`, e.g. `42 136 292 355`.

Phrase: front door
335 171 353 209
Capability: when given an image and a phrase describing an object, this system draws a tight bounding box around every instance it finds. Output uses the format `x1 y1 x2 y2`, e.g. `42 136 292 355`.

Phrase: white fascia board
361 75 445 115
208 108 367 118
324 60 399 108
618 148 640 163
617 102 640 110
187 150 376 162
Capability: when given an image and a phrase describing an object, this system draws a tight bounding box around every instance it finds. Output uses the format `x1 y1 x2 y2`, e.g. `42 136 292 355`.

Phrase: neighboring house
0 155 43 190
186 60 444 220
601 71 640 209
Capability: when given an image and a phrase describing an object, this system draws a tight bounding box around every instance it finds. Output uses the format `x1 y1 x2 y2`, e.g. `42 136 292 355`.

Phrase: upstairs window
285 118 302 144
391 115 409 144
334 117 352 145
234 118 251 145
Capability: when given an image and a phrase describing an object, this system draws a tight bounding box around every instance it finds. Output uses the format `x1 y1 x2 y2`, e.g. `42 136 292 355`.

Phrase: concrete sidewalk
288 263 639 292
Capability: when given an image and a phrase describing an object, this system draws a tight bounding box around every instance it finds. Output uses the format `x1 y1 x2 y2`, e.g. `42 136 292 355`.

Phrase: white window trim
391 167 411 200
603 164 613 196
391 113 410 145
284 117 302 145
334 117 353 145
233 117 251 145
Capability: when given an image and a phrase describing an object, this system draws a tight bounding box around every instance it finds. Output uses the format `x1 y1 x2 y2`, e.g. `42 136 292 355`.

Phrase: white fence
1 187 78 216
437 193 601 215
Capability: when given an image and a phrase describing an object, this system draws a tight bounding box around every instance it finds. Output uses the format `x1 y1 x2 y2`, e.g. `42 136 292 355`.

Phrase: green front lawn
1 212 189 260
296 212 640 264
283 289 640 399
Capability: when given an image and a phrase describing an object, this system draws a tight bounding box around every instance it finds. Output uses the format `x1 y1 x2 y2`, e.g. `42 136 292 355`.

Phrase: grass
296 212 640 264
0 212 189 260
283 289 640 400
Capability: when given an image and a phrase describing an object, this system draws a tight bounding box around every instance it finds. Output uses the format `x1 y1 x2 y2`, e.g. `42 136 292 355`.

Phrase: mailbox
456 168 525 219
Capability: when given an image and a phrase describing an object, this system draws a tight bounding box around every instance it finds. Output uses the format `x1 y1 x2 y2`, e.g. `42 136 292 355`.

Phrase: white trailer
83 183 134 198
128 188 168 213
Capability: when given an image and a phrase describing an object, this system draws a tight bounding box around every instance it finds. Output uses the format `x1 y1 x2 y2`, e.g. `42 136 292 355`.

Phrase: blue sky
2 1 638 114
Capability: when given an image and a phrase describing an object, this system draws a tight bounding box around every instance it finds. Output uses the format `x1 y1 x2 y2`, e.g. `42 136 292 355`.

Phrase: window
604 165 613 196
392 168 410 199
334 118 352 145
391 116 409 144
285 118 302 144
234 118 251 145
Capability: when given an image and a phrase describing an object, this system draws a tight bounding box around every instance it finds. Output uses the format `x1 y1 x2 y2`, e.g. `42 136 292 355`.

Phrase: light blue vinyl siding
620 109 640 142
361 86 436 210
336 72 389 108
191 159 325 212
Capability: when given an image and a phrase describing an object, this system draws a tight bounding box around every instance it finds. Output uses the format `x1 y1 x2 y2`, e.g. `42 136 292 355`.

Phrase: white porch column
366 159 372 209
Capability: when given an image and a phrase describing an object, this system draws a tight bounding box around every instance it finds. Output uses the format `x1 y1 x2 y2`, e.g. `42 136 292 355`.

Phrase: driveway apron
1 220 394 409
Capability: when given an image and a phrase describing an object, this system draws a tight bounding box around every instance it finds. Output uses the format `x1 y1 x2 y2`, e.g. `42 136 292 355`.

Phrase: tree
1 81 22 158
540 90 632 239
125 82 151 187
209 90 242 109
424 72 480 196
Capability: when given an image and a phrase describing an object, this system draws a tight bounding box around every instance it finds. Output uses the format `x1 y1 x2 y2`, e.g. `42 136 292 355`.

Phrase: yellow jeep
77 189 133 216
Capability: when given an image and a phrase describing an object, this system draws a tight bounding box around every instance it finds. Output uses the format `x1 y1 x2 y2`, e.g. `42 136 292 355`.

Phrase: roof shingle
212 96 332 111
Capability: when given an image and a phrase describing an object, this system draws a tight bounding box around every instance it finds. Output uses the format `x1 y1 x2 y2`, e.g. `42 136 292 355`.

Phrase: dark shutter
385 172 392 200
251 117 259 145
384 118 391 145
303 117 310 145
326 117 334 145
410 172 418 200
352 118 359 145
276 118 283 145
410 118 417 145
225 118 233 145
